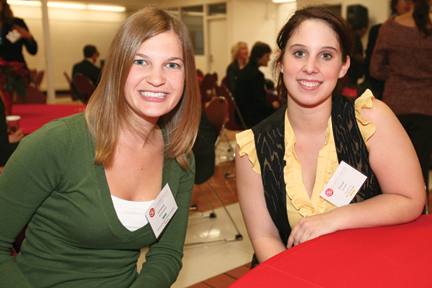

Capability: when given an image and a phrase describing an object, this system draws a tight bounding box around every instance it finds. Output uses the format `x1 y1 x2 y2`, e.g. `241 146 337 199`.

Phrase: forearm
252 236 287 264
329 193 424 232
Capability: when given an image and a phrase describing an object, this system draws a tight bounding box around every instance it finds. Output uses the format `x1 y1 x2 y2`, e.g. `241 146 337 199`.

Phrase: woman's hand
12 25 32 40
287 212 339 248
9 128 24 143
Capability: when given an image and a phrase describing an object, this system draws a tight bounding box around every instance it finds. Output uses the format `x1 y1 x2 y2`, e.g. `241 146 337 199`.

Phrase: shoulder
18 113 89 162
12 18 25 25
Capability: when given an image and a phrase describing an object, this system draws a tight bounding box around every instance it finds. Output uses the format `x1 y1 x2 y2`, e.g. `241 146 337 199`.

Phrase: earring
281 68 284 73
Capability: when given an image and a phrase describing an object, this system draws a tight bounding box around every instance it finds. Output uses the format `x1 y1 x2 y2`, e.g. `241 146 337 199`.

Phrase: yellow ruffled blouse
236 91 376 228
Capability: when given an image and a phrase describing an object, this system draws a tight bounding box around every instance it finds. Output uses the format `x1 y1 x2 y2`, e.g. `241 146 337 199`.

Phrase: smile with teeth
298 80 322 88
140 91 167 98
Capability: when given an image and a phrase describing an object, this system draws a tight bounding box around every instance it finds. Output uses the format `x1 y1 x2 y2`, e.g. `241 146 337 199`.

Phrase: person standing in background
72 44 102 87
0 0 37 70
226 41 248 93
233 41 279 128
358 0 412 99
370 0 432 191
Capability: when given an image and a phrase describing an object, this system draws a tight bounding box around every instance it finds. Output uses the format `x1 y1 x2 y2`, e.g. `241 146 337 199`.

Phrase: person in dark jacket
0 0 37 69
233 41 279 128
72 45 102 87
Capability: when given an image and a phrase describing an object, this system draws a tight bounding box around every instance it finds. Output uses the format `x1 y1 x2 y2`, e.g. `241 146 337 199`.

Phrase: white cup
6 115 21 133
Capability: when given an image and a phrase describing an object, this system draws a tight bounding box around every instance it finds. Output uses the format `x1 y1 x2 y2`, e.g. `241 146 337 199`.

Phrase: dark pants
398 114 432 191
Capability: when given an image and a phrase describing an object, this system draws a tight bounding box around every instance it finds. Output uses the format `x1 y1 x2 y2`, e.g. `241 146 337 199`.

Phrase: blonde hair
85 7 201 169
230 41 247 63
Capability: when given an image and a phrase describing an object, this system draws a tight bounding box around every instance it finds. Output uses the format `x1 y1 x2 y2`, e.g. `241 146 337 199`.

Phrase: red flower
0 58 29 100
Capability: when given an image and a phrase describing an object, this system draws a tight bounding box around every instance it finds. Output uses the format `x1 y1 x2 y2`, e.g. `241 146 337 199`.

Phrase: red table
230 215 432 287
12 104 86 135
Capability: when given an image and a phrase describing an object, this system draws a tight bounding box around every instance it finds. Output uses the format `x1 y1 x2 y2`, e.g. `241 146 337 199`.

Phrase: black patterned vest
250 95 382 266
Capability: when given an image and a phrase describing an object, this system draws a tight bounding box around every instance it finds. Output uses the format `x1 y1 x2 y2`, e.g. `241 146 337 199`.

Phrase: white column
40 0 55 104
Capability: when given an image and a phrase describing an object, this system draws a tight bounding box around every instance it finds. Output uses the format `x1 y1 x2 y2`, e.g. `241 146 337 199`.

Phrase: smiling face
124 30 185 124
396 0 412 15
237 43 249 62
257 52 271 67
280 19 350 109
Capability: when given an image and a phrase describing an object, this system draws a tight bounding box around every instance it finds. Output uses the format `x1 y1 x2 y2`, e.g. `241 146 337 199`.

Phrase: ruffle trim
355 89 376 149
236 129 261 174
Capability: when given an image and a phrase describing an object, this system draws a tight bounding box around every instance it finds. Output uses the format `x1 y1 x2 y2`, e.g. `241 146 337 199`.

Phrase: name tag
145 184 178 239
320 161 367 207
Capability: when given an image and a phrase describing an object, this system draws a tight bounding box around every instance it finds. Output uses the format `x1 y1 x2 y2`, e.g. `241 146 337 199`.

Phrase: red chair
73 73 95 104
187 96 243 245
14 86 47 104
215 82 246 131
214 83 245 178
204 96 227 147
199 72 218 104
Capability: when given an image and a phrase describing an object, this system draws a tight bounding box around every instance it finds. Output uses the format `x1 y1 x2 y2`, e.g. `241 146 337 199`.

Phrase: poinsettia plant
0 58 29 100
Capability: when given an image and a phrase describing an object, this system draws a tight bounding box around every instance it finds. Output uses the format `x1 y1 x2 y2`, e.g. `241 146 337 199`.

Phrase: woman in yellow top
236 6 426 267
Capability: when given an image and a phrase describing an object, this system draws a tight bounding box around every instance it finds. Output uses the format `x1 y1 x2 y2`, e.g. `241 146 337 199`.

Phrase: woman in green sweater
0 7 201 288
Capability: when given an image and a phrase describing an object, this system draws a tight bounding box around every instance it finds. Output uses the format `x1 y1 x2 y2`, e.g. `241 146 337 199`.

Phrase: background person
0 96 23 174
72 44 102 88
0 7 201 288
236 6 425 268
233 41 280 128
358 0 412 99
370 0 432 191
0 0 37 70
226 41 248 93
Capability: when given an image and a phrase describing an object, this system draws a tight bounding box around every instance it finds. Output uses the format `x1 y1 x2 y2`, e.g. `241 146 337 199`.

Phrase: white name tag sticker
145 183 178 239
320 161 367 207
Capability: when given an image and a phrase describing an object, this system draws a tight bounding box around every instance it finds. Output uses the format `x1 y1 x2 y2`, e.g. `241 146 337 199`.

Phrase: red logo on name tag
325 188 334 197
149 208 155 217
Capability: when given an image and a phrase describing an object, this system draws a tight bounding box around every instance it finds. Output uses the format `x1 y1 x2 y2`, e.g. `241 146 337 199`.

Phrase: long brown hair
85 7 201 169
413 0 432 37
0 0 14 24
272 6 354 102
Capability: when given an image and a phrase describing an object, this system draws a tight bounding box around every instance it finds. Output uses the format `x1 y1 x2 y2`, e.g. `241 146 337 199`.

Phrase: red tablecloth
230 215 432 287
12 104 86 135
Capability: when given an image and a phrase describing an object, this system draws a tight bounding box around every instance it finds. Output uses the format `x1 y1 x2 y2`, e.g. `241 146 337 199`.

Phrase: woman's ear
339 56 351 78
277 50 283 73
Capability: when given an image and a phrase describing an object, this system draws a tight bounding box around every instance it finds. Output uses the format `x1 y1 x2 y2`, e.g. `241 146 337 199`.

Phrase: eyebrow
135 53 184 62
289 44 339 52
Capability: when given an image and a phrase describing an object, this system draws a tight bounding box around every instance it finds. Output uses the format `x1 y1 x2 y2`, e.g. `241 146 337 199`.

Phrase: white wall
11 0 387 92
11 5 127 91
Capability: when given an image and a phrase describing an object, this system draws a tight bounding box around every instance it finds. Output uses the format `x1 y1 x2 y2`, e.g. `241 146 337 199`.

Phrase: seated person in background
72 44 102 87
226 41 248 93
0 6 201 287
0 96 23 174
233 41 280 128
236 6 425 268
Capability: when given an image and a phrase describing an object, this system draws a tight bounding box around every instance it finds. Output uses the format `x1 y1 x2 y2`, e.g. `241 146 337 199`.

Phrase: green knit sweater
0 113 195 287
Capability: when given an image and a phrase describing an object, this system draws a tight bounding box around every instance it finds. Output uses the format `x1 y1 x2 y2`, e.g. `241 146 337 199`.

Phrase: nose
146 66 166 87
303 57 319 74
